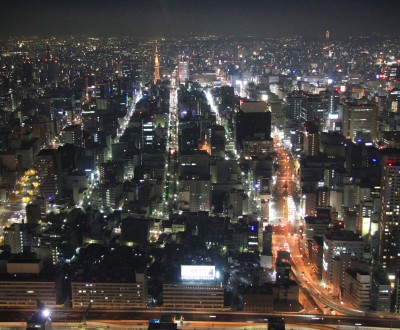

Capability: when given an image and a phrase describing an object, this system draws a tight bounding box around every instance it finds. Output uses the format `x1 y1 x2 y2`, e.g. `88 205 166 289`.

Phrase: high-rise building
301 93 325 121
286 92 302 122
179 151 210 178
22 59 33 83
3 223 27 253
99 161 118 185
178 55 189 83
378 152 400 278
179 178 211 212
141 118 155 149
322 230 364 295
179 121 200 152
208 125 225 158
342 101 378 142
36 149 63 202
47 60 59 85
303 118 320 157
61 124 82 147
236 100 271 151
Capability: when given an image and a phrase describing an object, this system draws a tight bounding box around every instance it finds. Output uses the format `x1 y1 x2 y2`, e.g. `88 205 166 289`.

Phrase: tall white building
178 55 189 82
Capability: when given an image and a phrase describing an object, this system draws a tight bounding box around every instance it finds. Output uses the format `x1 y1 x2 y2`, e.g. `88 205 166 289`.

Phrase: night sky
1 0 400 39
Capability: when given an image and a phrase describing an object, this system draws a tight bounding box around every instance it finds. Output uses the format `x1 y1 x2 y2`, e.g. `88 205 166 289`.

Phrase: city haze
1 0 400 39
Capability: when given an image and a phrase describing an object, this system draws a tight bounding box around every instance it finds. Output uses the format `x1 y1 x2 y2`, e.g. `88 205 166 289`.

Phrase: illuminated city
1 1 400 329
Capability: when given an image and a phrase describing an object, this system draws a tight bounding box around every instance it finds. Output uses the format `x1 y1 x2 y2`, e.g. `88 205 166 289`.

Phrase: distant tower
326 30 330 41
153 44 161 84
45 42 51 62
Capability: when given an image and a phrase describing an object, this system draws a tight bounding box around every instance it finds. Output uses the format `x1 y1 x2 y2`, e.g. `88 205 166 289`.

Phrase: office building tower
209 125 226 158
179 121 201 152
61 124 82 147
95 80 112 100
179 177 211 212
303 118 320 157
287 92 302 122
163 265 224 309
378 153 400 278
99 161 120 185
141 118 155 149
72 272 146 309
326 90 339 113
342 101 378 142
342 270 371 310
0 258 63 308
179 151 210 178
3 223 29 253
178 55 189 82
36 149 63 202
22 59 33 83
47 59 59 85
370 274 391 312
322 230 364 296
236 100 271 150
227 189 250 218
301 93 325 121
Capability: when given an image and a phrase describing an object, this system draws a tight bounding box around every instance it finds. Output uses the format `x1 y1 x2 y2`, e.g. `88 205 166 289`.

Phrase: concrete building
342 270 371 310
304 216 331 241
61 124 82 147
163 282 224 309
242 286 274 312
179 151 210 178
71 272 146 309
0 258 63 308
178 56 189 82
179 177 211 212
371 274 390 312
322 230 364 295
36 148 63 202
303 118 320 157
378 153 400 279
342 101 378 142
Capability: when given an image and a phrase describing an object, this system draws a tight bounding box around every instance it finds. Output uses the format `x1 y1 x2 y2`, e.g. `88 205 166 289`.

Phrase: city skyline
2 3 400 326
1 0 400 39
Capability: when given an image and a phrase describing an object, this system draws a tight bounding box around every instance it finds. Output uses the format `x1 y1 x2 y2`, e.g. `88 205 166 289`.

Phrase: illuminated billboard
181 265 215 281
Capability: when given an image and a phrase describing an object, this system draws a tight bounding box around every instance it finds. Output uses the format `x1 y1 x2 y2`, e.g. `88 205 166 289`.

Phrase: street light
42 308 50 318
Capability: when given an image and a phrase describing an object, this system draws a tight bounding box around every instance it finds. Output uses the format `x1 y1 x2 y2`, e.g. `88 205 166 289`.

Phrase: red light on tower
326 30 330 41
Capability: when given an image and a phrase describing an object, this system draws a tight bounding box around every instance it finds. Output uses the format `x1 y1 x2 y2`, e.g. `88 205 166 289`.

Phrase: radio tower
153 43 161 84
326 30 330 41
